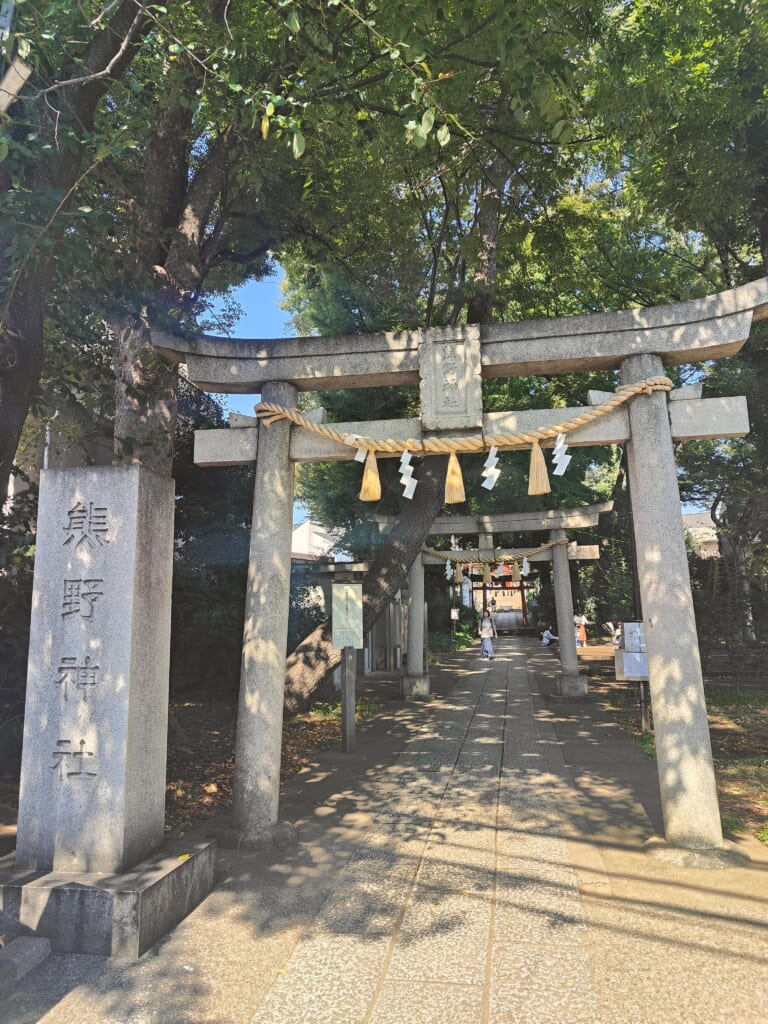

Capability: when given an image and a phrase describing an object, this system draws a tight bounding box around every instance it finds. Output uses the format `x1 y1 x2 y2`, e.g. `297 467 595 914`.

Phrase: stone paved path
252 643 600 1024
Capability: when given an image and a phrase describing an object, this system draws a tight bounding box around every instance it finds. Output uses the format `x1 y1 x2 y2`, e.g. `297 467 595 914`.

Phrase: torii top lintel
373 501 614 536
430 501 614 535
156 280 768 395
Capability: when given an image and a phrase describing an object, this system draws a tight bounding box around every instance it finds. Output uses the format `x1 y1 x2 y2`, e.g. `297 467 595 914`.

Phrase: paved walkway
2 638 767 1023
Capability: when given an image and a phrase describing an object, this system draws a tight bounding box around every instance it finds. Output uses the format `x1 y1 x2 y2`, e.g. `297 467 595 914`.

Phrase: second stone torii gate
171 278 768 855
411 501 614 697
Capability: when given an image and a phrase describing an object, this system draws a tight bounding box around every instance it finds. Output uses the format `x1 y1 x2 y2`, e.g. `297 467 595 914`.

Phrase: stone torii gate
418 543 599 687
171 279 768 855
411 502 614 697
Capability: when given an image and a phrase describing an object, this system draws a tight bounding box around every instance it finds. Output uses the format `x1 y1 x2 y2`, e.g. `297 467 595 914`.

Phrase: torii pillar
231 381 296 843
550 528 585 695
621 355 722 850
404 556 429 697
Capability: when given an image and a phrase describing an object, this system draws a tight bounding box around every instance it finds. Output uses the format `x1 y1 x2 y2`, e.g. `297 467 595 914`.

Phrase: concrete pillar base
0 839 215 957
212 820 298 853
644 836 751 869
402 674 431 699
558 672 589 698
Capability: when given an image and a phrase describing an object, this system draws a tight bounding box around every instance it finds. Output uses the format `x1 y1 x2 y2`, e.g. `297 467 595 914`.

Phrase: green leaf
551 120 567 140
292 130 306 158
421 108 435 133
436 124 450 147
0 140 8 163
286 11 301 34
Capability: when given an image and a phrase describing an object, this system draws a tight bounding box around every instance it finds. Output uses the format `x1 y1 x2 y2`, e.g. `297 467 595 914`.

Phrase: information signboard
332 583 364 650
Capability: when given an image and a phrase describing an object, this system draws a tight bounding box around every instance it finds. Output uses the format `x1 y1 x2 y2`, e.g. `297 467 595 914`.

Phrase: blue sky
211 274 291 417
210 274 310 523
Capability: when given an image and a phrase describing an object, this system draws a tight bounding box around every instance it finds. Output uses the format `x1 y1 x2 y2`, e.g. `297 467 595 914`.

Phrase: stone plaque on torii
157 278 768 857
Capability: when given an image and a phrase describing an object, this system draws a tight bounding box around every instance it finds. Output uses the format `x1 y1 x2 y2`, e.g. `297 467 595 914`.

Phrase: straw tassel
444 452 465 503
510 560 521 582
358 450 382 501
482 562 492 585
528 439 551 495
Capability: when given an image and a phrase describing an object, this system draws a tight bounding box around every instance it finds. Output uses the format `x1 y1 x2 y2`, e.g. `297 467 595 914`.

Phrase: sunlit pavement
3 637 767 1024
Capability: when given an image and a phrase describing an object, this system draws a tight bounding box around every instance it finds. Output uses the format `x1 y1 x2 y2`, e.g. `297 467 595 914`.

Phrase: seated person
541 626 558 646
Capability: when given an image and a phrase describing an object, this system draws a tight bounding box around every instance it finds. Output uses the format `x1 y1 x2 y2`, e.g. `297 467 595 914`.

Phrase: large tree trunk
111 109 233 473
283 456 448 711
466 154 509 325
112 314 179 475
0 276 45 498
731 538 757 644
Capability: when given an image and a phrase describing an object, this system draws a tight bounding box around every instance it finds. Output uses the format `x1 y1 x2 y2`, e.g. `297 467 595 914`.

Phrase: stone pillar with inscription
15 465 174 873
3 465 216 957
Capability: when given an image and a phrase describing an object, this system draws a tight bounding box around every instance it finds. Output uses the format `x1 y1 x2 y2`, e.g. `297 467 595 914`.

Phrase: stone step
0 936 51 995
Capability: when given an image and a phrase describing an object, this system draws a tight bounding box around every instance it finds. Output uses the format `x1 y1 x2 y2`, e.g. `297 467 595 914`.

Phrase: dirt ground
582 648 768 843
164 699 367 833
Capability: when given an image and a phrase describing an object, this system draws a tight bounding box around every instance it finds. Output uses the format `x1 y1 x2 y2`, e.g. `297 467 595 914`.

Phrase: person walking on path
478 608 498 660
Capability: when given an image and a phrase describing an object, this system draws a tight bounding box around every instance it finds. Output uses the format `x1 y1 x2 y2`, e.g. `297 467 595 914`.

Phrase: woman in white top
478 609 497 660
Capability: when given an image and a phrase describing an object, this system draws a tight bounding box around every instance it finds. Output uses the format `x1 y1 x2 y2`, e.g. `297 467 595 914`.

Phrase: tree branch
30 1 147 101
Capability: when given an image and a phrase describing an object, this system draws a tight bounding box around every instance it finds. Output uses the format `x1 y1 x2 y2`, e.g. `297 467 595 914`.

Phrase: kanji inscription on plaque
419 325 483 431
55 655 100 701
62 501 110 548
51 738 98 780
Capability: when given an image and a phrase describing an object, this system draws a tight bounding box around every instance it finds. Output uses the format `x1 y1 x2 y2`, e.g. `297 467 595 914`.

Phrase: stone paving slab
488 945 599 1024
254 933 392 1024
369 980 483 1024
